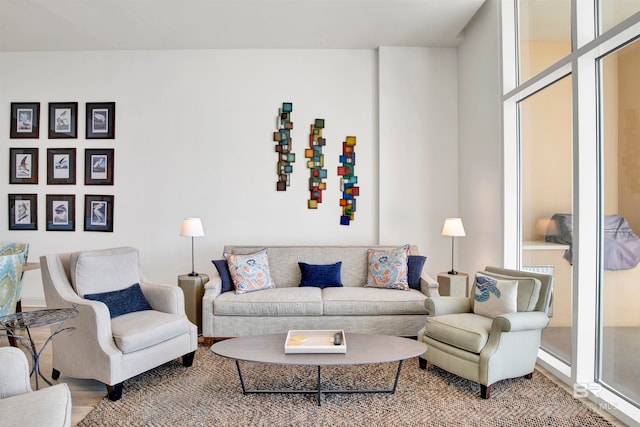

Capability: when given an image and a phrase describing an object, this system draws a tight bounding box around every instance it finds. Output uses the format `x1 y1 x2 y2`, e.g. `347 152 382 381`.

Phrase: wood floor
0 308 627 427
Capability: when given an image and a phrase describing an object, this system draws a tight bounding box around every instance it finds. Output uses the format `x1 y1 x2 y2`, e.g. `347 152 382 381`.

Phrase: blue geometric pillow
407 255 427 290
298 262 343 288
211 259 234 293
84 283 152 319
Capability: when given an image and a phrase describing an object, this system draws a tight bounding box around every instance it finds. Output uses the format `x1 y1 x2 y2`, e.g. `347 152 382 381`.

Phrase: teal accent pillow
407 255 426 290
211 259 234 293
84 283 152 318
298 262 343 288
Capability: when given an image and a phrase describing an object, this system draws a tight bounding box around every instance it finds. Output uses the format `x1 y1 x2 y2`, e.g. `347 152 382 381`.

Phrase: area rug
78 345 612 426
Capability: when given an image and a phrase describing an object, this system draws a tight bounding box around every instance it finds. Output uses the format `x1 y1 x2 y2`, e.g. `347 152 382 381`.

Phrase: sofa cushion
84 283 152 319
213 287 323 316
70 247 140 296
225 249 276 294
211 259 234 293
110 310 191 354
365 244 410 290
298 262 343 288
472 273 518 318
322 287 428 316
407 255 426 290
424 313 493 353
477 270 541 312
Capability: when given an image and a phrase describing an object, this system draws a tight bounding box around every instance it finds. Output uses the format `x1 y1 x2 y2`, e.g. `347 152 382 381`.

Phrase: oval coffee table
211 333 427 405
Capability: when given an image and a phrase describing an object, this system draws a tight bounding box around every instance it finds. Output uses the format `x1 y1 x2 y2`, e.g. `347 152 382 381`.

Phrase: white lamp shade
442 218 466 237
535 218 559 237
180 218 205 237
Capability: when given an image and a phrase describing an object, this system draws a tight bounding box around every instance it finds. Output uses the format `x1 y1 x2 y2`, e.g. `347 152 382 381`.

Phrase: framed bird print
84 148 114 185
47 148 76 185
10 102 40 139
84 194 113 232
86 102 115 139
46 194 75 231
48 102 78 139
9 147 39 184
8 194 38 230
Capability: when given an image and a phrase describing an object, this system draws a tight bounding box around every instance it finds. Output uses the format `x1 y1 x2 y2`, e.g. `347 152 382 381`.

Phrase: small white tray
284 329 346 354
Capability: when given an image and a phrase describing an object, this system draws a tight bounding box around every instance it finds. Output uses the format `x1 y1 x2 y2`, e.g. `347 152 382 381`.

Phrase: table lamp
442 218 466 275
180 218 205 276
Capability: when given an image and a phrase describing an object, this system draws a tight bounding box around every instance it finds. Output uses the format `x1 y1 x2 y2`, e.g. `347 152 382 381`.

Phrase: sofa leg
480 384 492 399
418 357 428 370
106 383 123 401
52 368 61 380
524 372 533 380
182 351 195 367
203 337 214 347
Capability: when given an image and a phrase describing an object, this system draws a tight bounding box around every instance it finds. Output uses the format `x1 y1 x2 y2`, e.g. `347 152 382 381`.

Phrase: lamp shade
180 218 205 237
442 218 466 237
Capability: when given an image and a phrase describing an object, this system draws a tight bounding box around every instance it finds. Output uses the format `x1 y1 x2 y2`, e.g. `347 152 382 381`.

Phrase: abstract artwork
305 119 327 209
273 102 295 191
338 136 358 225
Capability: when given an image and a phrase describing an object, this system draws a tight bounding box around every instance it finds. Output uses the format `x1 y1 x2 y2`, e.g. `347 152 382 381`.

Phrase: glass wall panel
600 0 640 34
599 38 640 405
519 75 573 364
518 0 572 83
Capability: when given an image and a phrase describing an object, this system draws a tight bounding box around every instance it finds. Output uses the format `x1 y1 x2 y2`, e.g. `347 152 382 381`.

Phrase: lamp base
447 270 458 275
188 272 199 277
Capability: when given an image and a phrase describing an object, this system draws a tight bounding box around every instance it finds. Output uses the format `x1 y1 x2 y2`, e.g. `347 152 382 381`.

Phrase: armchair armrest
492 311 550 333
0 347 32 398
425 296 471 316
419 271 440 296
140 281 186 315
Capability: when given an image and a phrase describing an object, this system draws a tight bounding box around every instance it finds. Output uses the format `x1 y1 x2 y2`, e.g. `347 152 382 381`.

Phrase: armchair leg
480 384 492 399
182 351 195 367
52 368 60 380
418 357 428 370
106 383 123 401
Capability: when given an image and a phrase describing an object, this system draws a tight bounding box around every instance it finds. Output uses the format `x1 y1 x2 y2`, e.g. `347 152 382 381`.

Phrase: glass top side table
0 307 78 389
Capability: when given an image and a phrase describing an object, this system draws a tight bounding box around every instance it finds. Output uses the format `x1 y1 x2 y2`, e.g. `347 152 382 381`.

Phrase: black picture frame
10 102 40 139
86 102 115 139
84 148 114 185
9 148 39 184
47 148 76 185
8 194 38 230
84 194 114 232
46 194 75 231
48 102 78 139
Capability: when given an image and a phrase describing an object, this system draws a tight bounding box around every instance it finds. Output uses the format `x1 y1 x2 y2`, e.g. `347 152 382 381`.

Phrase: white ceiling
0 0 485 51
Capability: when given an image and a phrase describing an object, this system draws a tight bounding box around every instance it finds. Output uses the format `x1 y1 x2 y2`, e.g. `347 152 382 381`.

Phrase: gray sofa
202 245 439 340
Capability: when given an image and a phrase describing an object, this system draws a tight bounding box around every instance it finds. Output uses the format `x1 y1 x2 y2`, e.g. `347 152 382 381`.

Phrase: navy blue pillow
298 262 343 289
84 283 152 319
212 259 234 293
407 255 427 290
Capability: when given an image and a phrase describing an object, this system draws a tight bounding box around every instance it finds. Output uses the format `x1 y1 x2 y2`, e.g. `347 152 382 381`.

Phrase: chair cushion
70 247 140 296
213 287 323 316
472 273 518 318
225 249 276 294
0 383 71 427
322 287 428 315
423 313 493 353
478 270 542 312
110 310 192 354
365 244 410 290
298 262 343 288
84 283 152 319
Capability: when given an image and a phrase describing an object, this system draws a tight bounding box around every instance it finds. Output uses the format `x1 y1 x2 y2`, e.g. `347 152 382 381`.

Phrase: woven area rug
79 345 612 426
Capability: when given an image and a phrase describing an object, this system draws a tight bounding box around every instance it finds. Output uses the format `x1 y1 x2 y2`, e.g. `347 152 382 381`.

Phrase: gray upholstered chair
40 247 198 401
0 346 72 426
418 266 553 398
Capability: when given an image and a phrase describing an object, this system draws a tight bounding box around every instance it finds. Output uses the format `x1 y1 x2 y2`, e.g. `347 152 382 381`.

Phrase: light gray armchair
0 346 72 427
418 266 553 398
40 247 198 401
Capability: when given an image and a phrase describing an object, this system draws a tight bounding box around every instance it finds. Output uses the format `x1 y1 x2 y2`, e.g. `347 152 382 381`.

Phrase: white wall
0 48 459 305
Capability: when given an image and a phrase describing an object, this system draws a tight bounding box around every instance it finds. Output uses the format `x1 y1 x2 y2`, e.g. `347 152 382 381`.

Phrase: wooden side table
178 274 209 334
437 272 469 297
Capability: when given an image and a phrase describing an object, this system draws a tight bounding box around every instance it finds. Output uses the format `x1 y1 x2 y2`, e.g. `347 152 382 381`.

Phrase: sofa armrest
140 281 186 315
0 347 32 397
419 270 440 296
425 296 471 316
492 311 549 333
204 269 223 295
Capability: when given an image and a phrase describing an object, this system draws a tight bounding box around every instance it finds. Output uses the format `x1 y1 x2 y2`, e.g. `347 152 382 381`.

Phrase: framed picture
46 194 75 231
9 148 39 184
48 102 78 138
8 194 37 230
47 148 76 185
84 149 114 185
84 194 114 232
10 102 40 138
86 102 115 139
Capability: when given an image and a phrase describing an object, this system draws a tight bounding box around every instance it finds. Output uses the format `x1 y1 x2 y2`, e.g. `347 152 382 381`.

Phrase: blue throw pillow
407 255 427 290
298 262 343 289
84 283 152 319
211 259 234 293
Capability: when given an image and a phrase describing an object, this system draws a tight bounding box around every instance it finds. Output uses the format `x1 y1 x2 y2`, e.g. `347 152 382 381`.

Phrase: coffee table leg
235 360 247 394
391 360 403 393
317 366 321 406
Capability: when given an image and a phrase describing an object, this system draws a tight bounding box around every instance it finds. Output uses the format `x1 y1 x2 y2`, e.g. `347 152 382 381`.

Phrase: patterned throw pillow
225 249 275 294
365 244 410 290
472 273 518 318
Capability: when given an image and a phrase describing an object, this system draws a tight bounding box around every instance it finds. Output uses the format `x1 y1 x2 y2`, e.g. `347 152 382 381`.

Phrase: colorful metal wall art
305 119 327 209
273 102 295 191
338 136 358 225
